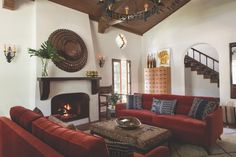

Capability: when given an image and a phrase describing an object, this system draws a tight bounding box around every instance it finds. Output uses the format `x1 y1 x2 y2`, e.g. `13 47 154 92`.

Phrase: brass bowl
116 116 141 130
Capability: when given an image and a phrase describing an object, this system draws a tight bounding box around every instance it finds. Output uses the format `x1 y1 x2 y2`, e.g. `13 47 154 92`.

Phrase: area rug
170 128 236 157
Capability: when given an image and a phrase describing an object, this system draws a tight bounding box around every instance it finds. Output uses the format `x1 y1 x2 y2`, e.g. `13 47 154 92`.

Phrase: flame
64 104 72 111
62 104 72 117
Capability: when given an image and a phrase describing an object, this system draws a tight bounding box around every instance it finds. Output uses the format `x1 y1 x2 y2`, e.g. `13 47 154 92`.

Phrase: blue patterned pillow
151 98 161 113
159 100 177 115
126 95 134 109
126 94 143 109
151 98 177 115
188 98 218 120
133 95 143 109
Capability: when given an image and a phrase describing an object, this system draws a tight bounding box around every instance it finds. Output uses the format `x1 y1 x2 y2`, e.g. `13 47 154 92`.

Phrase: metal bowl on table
115 116 142 130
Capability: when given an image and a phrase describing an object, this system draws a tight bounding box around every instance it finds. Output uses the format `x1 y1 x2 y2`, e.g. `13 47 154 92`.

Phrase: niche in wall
184 43 219 97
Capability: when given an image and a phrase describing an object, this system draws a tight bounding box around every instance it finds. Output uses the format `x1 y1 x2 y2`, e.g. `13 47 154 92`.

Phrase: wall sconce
4 44 16 63
98 56 105 68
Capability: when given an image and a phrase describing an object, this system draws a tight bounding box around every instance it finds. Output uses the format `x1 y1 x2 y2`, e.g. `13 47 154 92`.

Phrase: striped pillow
106 140 134 157
151 98 177 115
159 99 177 115
126 95 134 109
188 98 218 120
133 95 143 109
126 94 143 109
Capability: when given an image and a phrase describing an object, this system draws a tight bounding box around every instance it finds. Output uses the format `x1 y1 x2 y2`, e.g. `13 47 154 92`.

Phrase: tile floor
171 128 236 157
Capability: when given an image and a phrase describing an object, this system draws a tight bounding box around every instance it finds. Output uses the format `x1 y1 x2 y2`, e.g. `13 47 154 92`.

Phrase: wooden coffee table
90 119 171 153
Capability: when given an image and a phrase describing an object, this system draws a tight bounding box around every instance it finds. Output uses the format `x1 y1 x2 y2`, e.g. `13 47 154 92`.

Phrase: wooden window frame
112 59 131 95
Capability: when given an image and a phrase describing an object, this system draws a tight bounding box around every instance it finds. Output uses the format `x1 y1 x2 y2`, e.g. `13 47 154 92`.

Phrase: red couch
116 94 223 149
0 106 170 157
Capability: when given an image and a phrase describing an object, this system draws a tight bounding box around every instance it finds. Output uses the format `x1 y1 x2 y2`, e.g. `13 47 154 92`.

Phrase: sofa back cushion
142 94 219 115
32 117 109 157
10 106 42 132
0 117 63 157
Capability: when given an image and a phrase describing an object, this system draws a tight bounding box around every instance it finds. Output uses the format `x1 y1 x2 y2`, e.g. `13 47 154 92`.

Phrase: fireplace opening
51 93 90 122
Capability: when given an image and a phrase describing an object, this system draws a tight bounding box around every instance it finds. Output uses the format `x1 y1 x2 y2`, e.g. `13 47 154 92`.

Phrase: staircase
184 48 219 87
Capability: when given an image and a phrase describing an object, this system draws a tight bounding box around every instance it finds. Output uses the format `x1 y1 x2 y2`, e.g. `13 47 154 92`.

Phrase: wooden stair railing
184 48 219 87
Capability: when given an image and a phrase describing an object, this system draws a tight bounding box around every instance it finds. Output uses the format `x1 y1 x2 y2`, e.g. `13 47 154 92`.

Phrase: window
112 59 131 102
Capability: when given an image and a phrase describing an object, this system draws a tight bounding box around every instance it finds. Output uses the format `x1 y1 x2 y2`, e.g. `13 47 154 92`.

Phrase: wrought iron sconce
4 44 16 63
98 55 105 67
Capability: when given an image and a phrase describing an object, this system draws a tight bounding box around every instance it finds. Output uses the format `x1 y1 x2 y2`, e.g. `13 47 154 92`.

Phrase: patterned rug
170 128 236 157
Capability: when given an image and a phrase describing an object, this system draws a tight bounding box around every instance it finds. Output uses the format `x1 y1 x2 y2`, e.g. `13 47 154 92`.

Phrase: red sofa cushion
10 106 42 132
32 117 109 157
152 114 206 135
117 109 156 125
142 94 219 115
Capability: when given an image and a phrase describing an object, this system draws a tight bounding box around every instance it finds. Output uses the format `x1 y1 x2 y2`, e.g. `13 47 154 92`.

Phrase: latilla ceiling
49 0 191 35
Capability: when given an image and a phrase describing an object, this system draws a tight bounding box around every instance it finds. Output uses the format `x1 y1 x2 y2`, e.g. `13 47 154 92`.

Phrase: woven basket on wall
48 29 88 72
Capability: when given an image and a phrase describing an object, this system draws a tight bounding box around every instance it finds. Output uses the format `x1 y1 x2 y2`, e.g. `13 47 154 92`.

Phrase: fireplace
51 93 90 122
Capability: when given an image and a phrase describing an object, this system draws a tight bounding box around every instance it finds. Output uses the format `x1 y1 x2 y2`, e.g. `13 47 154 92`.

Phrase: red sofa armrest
115 103 126 118
134 146 170 157
115 103 126 111
205 107 223 147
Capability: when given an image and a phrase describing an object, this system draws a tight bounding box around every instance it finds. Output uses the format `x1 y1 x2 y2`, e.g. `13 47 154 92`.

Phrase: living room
0 0 236 157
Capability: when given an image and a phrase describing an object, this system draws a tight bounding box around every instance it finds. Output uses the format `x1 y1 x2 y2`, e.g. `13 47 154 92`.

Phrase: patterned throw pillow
133 94 143 109
188 98 219 120
126 94 143 109
151 98 177 115
33 107 44 116
151 98 161 113
105 140 134 157
126 95 134 109
160 99 177 115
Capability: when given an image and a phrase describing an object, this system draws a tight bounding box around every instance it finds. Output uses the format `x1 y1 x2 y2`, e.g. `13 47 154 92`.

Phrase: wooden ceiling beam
2 0 35 10
3 0 15 10
48 0 191 35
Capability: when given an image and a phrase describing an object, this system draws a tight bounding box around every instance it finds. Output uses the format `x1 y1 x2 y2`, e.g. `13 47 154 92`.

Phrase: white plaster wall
185 68 219 97
35 0 98 121
0 0 36 117
142 0 236 104
90 21 143 93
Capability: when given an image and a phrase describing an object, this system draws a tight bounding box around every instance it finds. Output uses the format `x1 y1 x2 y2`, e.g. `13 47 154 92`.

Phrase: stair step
184 63 191 68
185 55 219 87
211 79 219 83
204 74 211 79
191 67 197 71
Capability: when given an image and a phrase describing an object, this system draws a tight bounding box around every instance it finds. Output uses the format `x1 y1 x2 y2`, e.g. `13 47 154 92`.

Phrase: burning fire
63 104 72 117
64 104 72 111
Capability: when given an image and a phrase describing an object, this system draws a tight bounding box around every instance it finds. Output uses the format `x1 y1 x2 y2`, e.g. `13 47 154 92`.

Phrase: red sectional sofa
0 106 170 157
116 94 223 149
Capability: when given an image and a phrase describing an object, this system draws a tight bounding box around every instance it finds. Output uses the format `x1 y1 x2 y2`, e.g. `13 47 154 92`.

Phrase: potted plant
28 41 63 76
108 93 121 109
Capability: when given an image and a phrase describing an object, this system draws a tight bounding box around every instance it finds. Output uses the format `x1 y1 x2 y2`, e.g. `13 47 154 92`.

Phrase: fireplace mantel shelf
37 77 101 100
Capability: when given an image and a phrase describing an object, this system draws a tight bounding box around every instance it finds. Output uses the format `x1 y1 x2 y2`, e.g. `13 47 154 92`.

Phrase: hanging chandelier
98 0 162 22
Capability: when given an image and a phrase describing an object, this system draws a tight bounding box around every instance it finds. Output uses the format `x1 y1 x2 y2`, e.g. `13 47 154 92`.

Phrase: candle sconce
4 45 16 63
97 56 105 68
